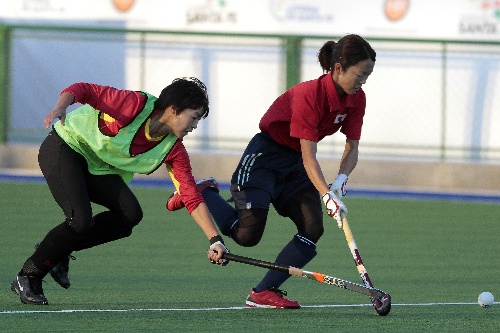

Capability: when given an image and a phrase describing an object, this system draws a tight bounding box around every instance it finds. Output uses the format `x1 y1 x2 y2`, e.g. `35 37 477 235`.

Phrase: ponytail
317 41 336 73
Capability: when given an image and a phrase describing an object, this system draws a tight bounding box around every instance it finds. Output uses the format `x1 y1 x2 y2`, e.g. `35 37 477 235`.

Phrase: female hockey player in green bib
11 78 229 305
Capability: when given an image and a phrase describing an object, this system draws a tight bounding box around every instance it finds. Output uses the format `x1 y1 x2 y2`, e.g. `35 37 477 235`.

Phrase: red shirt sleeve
164 141 204 214
62 82 146 125
339 92 365 140
289 81 322 143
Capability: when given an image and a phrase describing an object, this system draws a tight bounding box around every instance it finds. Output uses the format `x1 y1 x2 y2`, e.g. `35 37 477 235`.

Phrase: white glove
209 240 230 266
330 174 348 198
322 191 347 228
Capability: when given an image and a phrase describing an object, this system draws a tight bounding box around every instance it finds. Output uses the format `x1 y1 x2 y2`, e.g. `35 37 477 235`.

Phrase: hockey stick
341 211 392 316
221 252 386 299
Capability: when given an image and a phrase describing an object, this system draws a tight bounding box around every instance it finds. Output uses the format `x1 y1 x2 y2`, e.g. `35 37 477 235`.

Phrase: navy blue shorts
230 132 313 216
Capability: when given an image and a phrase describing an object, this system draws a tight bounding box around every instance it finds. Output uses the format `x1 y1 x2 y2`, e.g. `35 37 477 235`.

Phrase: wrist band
209 235 224 245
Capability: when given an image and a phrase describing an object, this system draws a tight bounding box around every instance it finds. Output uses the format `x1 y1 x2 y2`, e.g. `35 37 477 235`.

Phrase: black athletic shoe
11 275 48 305
35 243 74 289
49 253 75 289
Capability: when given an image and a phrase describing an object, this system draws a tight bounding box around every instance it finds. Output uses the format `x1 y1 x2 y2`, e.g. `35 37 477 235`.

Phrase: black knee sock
254 234 317 292
201 188 238 236
22 222 79 277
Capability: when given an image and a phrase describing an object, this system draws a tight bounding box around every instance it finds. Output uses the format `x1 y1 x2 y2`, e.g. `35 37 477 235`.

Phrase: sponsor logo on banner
186 0 237 25
458 0 499 37
20 0 64 13
269 0 333 23
113 0 135 13
384 0 410 21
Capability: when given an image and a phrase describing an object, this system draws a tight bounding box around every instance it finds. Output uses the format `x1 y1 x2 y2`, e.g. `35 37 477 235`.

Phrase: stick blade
372 294 392 316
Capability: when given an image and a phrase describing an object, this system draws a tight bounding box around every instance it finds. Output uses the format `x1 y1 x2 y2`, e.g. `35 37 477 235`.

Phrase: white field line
1 302 498 315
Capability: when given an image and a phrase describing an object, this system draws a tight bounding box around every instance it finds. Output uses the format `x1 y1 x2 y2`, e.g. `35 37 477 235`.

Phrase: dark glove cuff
209 235 224 245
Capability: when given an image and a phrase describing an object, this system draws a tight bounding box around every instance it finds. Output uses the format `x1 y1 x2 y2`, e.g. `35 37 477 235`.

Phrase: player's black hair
154 77 209 118
317 34 376 73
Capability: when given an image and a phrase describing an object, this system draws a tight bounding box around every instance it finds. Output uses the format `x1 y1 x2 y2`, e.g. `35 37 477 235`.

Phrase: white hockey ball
478 292 494 308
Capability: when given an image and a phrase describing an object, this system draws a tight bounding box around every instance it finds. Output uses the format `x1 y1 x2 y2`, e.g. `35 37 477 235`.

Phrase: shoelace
269 288 288 297
60 254 76 271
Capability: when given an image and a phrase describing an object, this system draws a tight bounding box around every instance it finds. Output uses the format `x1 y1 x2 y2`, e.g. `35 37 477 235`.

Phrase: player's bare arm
44 92 75 128
299 138 330 195
190 202 228 264
301 138 349 228
338 139 359 176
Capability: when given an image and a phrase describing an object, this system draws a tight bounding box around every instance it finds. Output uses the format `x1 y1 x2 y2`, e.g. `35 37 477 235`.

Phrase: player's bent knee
122 217 142 234
124 207 143 228
65 216 93 234
118 225 134 238
233 233 262 247
232 208 267 247
307 225 324 243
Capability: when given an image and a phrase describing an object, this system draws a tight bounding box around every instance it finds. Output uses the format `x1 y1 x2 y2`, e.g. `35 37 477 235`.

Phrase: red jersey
259 73 366 152
62 82 203 213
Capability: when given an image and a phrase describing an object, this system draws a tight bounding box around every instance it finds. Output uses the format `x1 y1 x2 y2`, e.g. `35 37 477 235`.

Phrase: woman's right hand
44 107 67 128
44 91 75 128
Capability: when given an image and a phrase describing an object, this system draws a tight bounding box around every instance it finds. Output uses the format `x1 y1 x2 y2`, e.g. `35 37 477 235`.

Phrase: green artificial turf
1 181 499 332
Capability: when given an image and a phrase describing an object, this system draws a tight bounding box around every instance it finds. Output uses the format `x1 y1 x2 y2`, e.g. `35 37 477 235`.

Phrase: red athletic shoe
196 177 219 193
245 288 301 309
166 177 219 211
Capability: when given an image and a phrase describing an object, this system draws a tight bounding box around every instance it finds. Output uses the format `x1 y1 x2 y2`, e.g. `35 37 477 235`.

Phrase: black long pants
25 131 143 276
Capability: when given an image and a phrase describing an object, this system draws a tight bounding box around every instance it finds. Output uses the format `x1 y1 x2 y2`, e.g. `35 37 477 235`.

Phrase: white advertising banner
0 0 498 41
